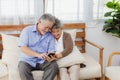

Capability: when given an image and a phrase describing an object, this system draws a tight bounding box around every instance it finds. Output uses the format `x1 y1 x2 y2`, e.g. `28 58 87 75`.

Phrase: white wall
85 21 120 69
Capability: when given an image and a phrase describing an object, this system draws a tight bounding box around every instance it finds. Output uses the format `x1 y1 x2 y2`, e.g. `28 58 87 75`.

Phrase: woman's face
51 28 62 40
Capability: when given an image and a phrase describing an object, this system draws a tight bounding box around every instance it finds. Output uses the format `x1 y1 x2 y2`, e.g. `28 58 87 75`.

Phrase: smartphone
48 53 55 57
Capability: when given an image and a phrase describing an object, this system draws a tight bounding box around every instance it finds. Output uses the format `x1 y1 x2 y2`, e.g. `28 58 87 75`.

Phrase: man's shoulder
22 25 36 32
24 25 35 30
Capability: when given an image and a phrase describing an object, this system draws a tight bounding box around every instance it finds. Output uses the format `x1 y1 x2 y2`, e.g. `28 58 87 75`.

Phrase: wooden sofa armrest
107 52 120 66
85 39 104 73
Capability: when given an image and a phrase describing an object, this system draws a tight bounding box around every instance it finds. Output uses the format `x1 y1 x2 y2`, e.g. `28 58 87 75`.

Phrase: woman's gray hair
52 18 63 29
38 13 55 23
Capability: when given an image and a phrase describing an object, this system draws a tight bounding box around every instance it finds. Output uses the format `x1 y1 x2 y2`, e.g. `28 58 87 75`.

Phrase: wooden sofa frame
0 23 104 80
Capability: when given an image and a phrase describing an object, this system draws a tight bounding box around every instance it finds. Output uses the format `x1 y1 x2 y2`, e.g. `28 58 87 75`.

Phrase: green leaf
107 19 113 23
104 12 113 17
116 1 120 9
110 29 118 33
103 23 113 31
106 2 115 9
112 33 120 38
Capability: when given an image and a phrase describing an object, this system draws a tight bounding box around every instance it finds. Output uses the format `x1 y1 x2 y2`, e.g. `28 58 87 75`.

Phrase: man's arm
20 46 48 60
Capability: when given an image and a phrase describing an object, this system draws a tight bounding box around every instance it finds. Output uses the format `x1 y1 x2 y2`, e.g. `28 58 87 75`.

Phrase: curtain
0 0 44 25
45 0 109 22
93 0 109 20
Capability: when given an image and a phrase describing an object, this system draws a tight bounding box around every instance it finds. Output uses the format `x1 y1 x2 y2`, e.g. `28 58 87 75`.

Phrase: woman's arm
61 32 73 57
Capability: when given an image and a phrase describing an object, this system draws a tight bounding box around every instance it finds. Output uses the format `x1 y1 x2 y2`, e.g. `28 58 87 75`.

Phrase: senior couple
18 13 80 80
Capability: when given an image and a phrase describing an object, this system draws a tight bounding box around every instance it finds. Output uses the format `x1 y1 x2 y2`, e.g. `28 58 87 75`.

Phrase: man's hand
37 53 48 60
37 53 59 62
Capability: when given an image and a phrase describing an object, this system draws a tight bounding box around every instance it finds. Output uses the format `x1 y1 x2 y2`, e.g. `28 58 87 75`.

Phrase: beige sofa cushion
32 71 44 80
0 60 8 78
1 34 21 67
105 66 120 80
79 54 101 79
8 66 21 80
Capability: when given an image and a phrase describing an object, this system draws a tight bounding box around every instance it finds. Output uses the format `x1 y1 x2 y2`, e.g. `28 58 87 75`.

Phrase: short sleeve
18 28 29 47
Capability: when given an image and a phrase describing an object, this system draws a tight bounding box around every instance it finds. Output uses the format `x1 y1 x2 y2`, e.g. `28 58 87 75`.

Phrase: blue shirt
18 25 55 67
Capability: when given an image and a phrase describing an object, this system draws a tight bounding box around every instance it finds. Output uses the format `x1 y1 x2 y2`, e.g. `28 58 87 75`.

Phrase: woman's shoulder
63 32 70 35
63 32 71 38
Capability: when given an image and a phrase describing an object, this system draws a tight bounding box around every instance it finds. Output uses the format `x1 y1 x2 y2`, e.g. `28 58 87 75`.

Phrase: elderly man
18 13 59 80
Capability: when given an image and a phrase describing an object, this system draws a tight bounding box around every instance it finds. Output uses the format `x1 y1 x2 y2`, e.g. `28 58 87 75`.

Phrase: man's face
51 28 62 40
37 20 54 35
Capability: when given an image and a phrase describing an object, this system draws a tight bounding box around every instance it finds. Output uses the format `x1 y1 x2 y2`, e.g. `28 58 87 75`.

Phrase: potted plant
103 0 120 38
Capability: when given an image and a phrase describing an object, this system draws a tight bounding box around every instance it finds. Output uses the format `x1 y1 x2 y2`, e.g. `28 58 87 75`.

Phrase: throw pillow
1 34 20 68
1 33 20 53
63 29 76 42
57 46 86 68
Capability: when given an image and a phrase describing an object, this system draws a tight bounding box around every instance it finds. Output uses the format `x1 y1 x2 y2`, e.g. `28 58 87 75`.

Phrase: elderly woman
51 18 80 80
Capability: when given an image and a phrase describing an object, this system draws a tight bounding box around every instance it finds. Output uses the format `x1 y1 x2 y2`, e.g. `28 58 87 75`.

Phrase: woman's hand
55 53 63 59
46 55 57 62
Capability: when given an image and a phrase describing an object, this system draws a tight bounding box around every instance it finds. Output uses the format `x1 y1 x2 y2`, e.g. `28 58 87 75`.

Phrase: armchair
105 52 120 80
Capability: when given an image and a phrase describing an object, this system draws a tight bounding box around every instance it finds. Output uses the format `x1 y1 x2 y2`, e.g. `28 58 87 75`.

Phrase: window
0 0 34 17
45 0 108 22
0 0 43 24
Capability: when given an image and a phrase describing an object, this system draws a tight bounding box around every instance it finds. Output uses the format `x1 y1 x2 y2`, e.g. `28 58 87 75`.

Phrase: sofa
0 23 104 80
0 33 85 80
